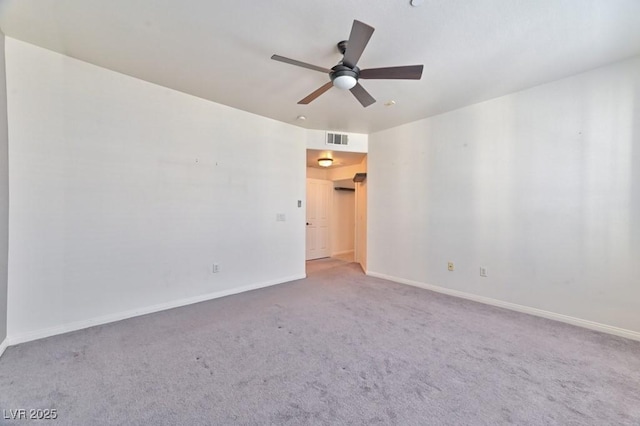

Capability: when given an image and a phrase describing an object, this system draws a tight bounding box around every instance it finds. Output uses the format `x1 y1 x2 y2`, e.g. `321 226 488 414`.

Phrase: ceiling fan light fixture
330 65 359 90
333 75 357 90
318 158 333 167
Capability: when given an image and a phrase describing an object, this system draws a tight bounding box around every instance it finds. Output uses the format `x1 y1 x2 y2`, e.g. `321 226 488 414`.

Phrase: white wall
0 32 9 350
331 185 355 256
306 167 328 180
368 55 640 336
5 38 306 341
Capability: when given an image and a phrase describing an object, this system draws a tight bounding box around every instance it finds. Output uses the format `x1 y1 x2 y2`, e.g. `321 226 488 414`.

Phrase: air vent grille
326 132 349 146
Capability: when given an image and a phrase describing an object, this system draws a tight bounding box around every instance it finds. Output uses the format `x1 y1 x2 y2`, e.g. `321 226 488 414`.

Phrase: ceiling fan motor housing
330 64 359 80
337 40 349 55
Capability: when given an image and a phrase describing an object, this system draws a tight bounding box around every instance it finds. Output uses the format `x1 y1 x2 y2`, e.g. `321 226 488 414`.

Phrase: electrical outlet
447 262 454 271
480 267 488 277
213 263 220 273
276 213 286 222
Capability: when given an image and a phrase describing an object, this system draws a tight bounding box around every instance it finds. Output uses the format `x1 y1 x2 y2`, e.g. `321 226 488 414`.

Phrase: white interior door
306 178 331 260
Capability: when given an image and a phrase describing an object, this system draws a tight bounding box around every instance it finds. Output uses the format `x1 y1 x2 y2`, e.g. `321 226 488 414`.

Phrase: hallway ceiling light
318 158 333 167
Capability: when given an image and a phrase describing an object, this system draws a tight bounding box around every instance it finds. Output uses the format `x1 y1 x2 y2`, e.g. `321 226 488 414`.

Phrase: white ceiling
1 0 640 134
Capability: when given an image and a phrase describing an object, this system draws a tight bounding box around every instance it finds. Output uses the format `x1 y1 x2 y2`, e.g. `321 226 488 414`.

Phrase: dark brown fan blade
359 65 424 80
271 55 331 74
342 20 375 69
298 81 334 104
349 83 376 107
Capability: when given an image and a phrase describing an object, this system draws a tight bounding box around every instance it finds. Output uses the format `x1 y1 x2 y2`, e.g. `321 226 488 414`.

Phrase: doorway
305 149 367 271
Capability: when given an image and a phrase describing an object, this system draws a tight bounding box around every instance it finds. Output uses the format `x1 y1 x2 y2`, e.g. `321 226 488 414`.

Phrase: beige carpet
1 259 639 425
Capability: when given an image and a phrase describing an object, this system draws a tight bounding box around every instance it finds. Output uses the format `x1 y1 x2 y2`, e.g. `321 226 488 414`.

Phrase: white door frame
354 177 367 272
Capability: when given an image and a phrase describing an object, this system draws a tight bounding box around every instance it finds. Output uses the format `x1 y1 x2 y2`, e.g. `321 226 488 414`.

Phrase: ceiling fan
271 20 424 108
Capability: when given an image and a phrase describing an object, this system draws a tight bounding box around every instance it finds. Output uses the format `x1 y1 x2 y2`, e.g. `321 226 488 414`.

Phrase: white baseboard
6 274 306 347
367 271 640 342
331 250 354 257
0 338 8 359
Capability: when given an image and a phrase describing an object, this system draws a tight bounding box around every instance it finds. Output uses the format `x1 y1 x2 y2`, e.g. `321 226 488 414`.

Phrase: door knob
306 222 311 225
